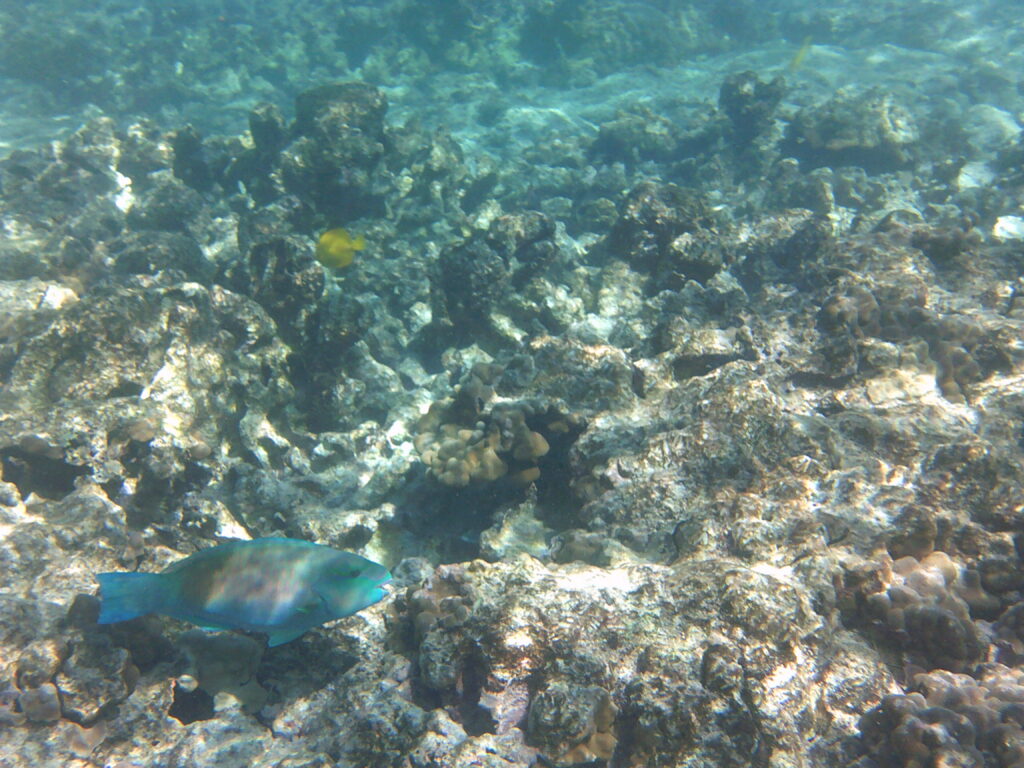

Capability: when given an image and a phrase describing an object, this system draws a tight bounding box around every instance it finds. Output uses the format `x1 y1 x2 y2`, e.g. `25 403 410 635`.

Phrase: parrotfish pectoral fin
96 572 167 624
296 591 325 615
266 626 309 647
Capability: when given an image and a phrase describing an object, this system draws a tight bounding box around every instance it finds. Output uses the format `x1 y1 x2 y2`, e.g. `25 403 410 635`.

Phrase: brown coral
857 665 1024 768
817 281 1010 402
843 552 993 672
413 364 556 487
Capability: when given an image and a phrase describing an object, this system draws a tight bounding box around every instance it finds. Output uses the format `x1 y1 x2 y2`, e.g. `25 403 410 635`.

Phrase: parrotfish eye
328 557 390 587
334 562 372 581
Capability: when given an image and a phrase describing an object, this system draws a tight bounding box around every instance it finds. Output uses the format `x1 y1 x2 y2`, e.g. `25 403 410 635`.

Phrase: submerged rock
398 555 879 767
785 87 920 171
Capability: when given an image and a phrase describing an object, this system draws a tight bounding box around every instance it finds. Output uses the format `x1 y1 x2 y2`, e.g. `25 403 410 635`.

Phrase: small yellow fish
315 227 365 268
788 36 813 73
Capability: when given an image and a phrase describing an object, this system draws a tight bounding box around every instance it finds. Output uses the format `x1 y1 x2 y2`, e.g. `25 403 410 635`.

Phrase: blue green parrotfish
96 538 391 647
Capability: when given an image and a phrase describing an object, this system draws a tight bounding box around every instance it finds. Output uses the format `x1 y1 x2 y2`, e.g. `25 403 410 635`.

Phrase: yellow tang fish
315 227 365 268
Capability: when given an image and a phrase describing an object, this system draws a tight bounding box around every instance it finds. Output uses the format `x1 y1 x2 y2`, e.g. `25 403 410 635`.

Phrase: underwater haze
2 0 1024 765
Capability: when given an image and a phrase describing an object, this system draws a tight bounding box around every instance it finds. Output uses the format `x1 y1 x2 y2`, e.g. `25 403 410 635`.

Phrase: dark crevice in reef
530 409 587 528
456 647 497 737
168 681 215 725
403 478 509 563
122 462 213 530
787 371 854 389
107 379 145 399
672 352 751 381
0 447 90 500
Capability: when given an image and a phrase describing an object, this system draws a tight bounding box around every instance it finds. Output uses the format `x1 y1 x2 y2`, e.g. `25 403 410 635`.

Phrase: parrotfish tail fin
96 572 166 624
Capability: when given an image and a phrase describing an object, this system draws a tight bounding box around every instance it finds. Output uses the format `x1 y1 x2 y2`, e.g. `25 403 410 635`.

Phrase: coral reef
605 181 717 276
412 362 573 488
1 3 1023 765
817 274 1015 403
840 552 993 672
396 556 858 767
719 71 786 145
856 665 1024 768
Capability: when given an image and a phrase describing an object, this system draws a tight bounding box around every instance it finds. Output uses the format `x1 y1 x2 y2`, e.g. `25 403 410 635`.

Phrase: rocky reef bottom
1 59 1023 767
